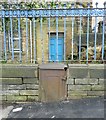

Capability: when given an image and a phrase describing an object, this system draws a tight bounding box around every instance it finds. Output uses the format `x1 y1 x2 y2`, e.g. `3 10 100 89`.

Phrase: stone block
68 91 87 96
2 95 6 101
7 85 26 90
0 95 1 101
69 68 88 78
89 69 104 79
104 85 106 91
68 85 91 91
0 85 2 90
99 79 104 85
26 84 39 90
0 95 6 101
92 85 104 91
20 90 38 96
23 78 38 84
75 78 99 85
2 65 38 78
7 95 27 101
86 96 98 98
3 90 19 95
75 79 98 85
67 95 83 99
67 78 74 85
1 78 22 85
0 90 2 95
68 65 88 78
0 79 2 83
2 85 8 91
75 79 88 85
87 91 104 96
35 70 38 78
27 96 38 101
104 68 106 79
88 64 104 69
88 79 99 85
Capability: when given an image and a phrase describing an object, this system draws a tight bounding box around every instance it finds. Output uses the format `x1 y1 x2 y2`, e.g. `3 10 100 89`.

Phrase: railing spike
9 4 12 10
71 3 74 7
56 2 59 7
47 2 50 6
63 3 66 7
87 3 90 7
104 1 106 6
95 2 98 8
79 2 82 7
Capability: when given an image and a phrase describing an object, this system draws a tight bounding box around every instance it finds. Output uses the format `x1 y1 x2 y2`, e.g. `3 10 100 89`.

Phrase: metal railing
0 2 106 64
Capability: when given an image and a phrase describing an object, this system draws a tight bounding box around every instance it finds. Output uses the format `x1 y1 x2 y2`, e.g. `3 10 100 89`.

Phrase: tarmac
1 97 105 119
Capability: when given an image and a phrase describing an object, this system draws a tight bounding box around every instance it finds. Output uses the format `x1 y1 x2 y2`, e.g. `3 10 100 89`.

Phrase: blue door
49 35 64 61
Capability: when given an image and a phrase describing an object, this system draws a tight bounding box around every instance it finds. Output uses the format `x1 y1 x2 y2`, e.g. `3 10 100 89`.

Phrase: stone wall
0 64 105 103
0 64 39 103
67 64 105 99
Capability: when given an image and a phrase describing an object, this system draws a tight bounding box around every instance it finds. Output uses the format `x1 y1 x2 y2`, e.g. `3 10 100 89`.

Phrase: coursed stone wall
1 64 39 103
67 64 105 99
0 64 105 103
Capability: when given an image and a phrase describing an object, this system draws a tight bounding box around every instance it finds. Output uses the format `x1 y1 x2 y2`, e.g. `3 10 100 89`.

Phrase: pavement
0 104 14 120
1 97 105 119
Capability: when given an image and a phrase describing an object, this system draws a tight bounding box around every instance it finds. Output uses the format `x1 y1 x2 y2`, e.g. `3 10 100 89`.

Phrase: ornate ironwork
0 8 105 18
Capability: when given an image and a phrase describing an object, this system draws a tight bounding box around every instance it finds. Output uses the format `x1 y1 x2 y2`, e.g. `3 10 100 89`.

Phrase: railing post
56 3 59 62
2 4 7 61
8 27 11 52
48 3 51 62
30 19 32 63
25 5 28 63
94 2 98 60
40 4 44 63
102 2 106 60
64 3 66 61
79 3 82 61
71 3 74 61
86 3 90 64
33 12 36 63
10 4 14 61
17 4 22 63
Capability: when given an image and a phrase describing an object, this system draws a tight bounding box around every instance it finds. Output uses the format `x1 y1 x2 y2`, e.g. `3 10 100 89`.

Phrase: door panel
50 37 56 61
45 76 60 101
49 36 64 61
41 75 66 102
39 69 67 102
